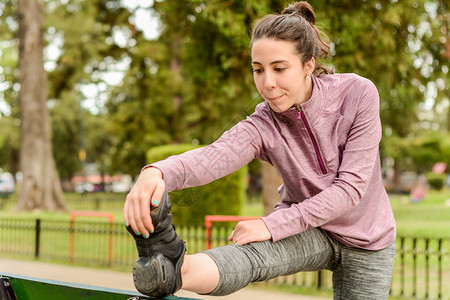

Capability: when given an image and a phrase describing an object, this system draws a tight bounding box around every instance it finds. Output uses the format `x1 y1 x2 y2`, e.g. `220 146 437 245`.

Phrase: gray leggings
203 228 395 299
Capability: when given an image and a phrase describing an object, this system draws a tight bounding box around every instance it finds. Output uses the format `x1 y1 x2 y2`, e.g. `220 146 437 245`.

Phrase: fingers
140 194 153 235
125 190 152 238
151 184 166 208
142 182 166 234
229 220 272 246
230 223 250 246
133 191 151 237
230 221 252 245
228 230 235 242
234 235 256 246
123 197 130 226
123 168 165 238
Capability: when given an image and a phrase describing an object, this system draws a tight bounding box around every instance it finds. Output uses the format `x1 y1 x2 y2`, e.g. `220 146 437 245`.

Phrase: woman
124 2 397 299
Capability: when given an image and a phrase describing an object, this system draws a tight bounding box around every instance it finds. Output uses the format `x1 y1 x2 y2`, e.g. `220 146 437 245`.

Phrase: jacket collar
268 75 325 126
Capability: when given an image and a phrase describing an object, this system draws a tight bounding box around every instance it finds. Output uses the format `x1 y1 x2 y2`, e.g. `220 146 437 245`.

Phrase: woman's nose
264 72 276 89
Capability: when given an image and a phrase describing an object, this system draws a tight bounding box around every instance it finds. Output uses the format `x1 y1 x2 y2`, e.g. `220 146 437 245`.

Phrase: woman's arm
124 120 263 237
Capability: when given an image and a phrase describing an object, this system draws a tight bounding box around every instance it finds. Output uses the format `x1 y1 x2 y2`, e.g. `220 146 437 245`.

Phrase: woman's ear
304 57 315 75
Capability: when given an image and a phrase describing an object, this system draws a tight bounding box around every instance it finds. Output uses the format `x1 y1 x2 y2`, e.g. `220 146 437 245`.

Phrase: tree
419 1 449 131
309 0 447 189
1 0 128 191
2 0 444 202
0 0 20 176
16 0 66 211
46 0 135 178
107 1 285 204
107 0 438 202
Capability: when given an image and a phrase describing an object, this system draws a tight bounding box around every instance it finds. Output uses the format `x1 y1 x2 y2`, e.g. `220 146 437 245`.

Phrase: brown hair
250 1 333 75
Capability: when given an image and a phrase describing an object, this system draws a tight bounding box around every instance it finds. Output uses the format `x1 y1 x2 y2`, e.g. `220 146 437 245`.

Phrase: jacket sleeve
148 120 263 192
262 80 383 242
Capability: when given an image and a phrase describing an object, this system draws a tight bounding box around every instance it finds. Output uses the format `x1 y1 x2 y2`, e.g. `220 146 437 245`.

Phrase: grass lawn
390 188 450 238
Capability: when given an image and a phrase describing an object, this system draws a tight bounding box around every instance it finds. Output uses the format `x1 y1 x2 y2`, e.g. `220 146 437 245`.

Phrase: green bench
0 273 198 300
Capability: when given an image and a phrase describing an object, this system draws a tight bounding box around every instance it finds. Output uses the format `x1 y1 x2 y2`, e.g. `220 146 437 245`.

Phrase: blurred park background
0 0 449 299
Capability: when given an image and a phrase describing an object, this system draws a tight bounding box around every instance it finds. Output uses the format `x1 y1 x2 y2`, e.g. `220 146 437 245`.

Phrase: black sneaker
126 191 186 297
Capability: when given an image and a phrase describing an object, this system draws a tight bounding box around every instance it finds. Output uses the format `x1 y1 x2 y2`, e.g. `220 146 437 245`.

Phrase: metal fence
0 217 449 299
391 236 450 299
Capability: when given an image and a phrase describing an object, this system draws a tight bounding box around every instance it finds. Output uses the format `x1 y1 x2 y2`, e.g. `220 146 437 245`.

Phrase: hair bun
281 1 316 25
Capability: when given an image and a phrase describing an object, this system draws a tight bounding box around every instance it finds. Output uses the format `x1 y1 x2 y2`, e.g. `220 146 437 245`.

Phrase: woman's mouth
266 95 284 102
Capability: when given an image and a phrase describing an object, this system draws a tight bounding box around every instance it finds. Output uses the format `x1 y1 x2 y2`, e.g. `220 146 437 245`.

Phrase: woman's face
251 38 314 112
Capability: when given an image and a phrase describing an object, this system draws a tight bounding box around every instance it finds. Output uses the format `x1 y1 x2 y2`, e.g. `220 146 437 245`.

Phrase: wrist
141 166 163 179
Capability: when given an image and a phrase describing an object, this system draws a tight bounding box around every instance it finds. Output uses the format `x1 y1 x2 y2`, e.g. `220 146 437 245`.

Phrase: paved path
0 258 330 299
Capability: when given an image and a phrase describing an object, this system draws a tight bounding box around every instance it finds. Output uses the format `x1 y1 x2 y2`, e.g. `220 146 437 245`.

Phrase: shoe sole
133 253 175 297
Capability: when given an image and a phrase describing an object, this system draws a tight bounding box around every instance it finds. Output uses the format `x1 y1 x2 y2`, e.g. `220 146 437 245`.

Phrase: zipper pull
296 106 301 120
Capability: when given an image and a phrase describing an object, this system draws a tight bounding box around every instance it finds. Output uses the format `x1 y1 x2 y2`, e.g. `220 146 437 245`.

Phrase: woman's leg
183 228 339 296
332 242 396 300
181 253 220 294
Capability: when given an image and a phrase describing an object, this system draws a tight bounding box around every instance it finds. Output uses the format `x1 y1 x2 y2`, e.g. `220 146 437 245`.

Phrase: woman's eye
274 68 285 72
253 69 263 73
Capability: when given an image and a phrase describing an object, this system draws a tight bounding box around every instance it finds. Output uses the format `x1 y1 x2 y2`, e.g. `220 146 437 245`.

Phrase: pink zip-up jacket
150 73 396 250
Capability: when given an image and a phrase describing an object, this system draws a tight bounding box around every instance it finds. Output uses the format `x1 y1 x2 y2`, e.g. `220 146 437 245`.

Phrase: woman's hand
228 219 272 246
123 167 165 238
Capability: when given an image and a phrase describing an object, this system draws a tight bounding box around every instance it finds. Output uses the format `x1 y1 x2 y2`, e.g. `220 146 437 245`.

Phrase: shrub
147 144 247 225
425 172 446 190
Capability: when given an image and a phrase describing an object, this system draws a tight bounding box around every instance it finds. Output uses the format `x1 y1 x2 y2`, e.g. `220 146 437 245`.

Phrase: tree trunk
16 0 67 211
261 162 283 216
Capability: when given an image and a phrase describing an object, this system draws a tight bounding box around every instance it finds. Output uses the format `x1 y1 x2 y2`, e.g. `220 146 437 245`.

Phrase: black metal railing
0 217 448 299
391 236 450 299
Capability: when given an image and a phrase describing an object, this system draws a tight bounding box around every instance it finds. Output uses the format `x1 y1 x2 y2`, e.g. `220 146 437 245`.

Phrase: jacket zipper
296 106 327 175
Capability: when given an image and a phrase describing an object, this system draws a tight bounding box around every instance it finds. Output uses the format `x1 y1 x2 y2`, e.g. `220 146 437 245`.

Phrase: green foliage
417 1 449 108
0 0 447 187
44 0 136 178
107 1 286 174
0 1 20 174
381 134 412 174
84 111 113 177
0 116 20 174
147 144 247 225
440 134 450 166
382 130 449 173
105 0 448 179
46 0 132 97
50 90 81 181
2 0 136 179
425 172 446 190
409 131 447 173
310 0 429 139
